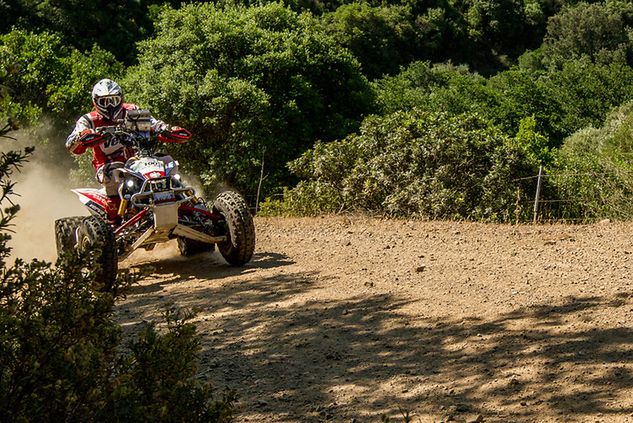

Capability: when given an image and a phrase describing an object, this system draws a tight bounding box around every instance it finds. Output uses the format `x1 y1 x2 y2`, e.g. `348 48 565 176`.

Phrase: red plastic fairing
75 189 109 208
158 127 192 144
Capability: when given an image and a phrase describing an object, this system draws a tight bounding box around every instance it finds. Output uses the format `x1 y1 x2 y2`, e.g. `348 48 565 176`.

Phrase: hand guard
157 126 192 144
78 129 107 148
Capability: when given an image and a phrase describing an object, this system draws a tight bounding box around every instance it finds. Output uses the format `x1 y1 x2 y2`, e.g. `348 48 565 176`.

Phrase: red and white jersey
66 103 166 173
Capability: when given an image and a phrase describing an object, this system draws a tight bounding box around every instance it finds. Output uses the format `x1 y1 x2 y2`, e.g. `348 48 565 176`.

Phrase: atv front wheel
177 236 214 256
54 216 85 257
213 191 255 265
76 216 118 291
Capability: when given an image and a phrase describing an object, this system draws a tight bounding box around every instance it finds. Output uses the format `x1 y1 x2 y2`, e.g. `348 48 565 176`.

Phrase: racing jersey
65 103 166 173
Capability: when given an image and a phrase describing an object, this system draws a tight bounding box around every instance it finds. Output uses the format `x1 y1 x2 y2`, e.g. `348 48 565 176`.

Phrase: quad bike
55 110 256 290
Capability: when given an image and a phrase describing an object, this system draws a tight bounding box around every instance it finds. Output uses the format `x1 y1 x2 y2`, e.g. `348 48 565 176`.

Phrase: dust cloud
4 130 88 263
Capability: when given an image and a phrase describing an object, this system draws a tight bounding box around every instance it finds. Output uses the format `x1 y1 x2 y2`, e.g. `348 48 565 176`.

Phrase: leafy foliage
549 101 633 220
1 0 170 63
373 61 498 116
373 57 633 154
261 110 535 221
540 59 633 134
0 29 124 124
322 3 425 79
541 2 633 69
125 2 374 199
0 256 235 422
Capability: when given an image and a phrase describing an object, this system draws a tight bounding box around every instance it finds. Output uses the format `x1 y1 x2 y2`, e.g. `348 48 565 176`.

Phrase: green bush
549 101 633 220
0 255 235 422
1 0 162 64
125 2 374 200
261 109 536 221
373 61 497 116
374 58 633 153
541 58 633 134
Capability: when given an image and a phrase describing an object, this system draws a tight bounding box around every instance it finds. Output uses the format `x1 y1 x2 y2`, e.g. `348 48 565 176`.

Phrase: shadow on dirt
206 292 633 421
124 251 294 296
118 266 633 422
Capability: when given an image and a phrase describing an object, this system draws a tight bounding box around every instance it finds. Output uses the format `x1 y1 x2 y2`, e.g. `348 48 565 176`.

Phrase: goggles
95 95 122 109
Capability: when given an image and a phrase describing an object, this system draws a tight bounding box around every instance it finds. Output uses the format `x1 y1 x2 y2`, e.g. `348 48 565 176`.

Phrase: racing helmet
92 78 124 120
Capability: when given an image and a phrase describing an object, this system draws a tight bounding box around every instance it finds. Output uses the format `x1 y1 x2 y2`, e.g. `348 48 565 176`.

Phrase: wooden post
255 147 265 214
533 165 543 224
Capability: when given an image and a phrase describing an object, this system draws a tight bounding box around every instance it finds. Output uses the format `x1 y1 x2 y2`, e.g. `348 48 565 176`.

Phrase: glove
79 129 106 148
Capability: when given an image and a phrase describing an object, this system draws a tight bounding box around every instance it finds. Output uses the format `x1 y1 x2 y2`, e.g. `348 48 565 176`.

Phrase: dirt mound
117 216 633 422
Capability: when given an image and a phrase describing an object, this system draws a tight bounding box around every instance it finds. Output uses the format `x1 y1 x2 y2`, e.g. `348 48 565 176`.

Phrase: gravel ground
117 216 633 422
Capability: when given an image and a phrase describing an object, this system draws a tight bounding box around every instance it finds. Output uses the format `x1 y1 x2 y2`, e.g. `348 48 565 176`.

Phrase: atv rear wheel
177 236 214 256
54 216 85 257
213 191 255 265
76 216 118 291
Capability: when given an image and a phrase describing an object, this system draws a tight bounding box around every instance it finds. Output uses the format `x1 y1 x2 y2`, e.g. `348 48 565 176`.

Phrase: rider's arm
65 115 94 154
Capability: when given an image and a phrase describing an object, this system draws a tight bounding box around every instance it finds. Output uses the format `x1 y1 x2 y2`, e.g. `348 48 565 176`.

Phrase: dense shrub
373 62 563 160
240 0 565 74
125 2 374 200
540 59 633 134
549 101 633 220
0 0 166 64
374 58 633 154
0 255 235 422
261 109 536 221
373 61 498 116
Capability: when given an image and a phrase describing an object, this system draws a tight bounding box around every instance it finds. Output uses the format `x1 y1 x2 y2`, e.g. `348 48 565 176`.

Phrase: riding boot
106 196 122 226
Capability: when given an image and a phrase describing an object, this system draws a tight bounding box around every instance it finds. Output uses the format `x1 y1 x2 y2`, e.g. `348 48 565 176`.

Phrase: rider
66 78 190 224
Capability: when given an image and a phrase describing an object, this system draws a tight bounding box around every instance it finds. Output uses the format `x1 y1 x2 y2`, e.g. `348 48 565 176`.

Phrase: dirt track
117 216 633 422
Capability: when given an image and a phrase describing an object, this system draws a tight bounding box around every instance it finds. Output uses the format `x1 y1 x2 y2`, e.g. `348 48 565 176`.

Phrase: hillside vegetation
3 0 633 220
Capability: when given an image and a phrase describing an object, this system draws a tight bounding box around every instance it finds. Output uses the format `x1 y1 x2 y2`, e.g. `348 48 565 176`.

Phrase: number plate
154 191 175 202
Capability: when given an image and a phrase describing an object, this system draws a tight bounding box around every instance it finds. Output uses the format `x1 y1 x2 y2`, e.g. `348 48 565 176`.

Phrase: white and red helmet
92 78 124 120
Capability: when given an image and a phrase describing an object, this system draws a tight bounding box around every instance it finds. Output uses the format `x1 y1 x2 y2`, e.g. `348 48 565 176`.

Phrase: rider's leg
97 163 124 225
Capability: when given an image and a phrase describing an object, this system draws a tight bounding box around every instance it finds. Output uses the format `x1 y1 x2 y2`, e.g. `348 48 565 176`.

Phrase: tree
541 2 632 69
125 2 374 199
1 0 159 64
322 3 425 79
0 29 124 124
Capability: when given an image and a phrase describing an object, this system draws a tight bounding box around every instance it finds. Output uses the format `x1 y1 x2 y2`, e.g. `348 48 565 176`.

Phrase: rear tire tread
177 237 214 257
77 216 118 291
55 216 86 256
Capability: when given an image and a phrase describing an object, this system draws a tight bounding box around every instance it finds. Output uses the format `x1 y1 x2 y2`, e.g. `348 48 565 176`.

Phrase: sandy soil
115 216 633 423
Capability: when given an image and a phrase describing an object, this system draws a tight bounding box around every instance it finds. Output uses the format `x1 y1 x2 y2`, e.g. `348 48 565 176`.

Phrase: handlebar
95 125 137 136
